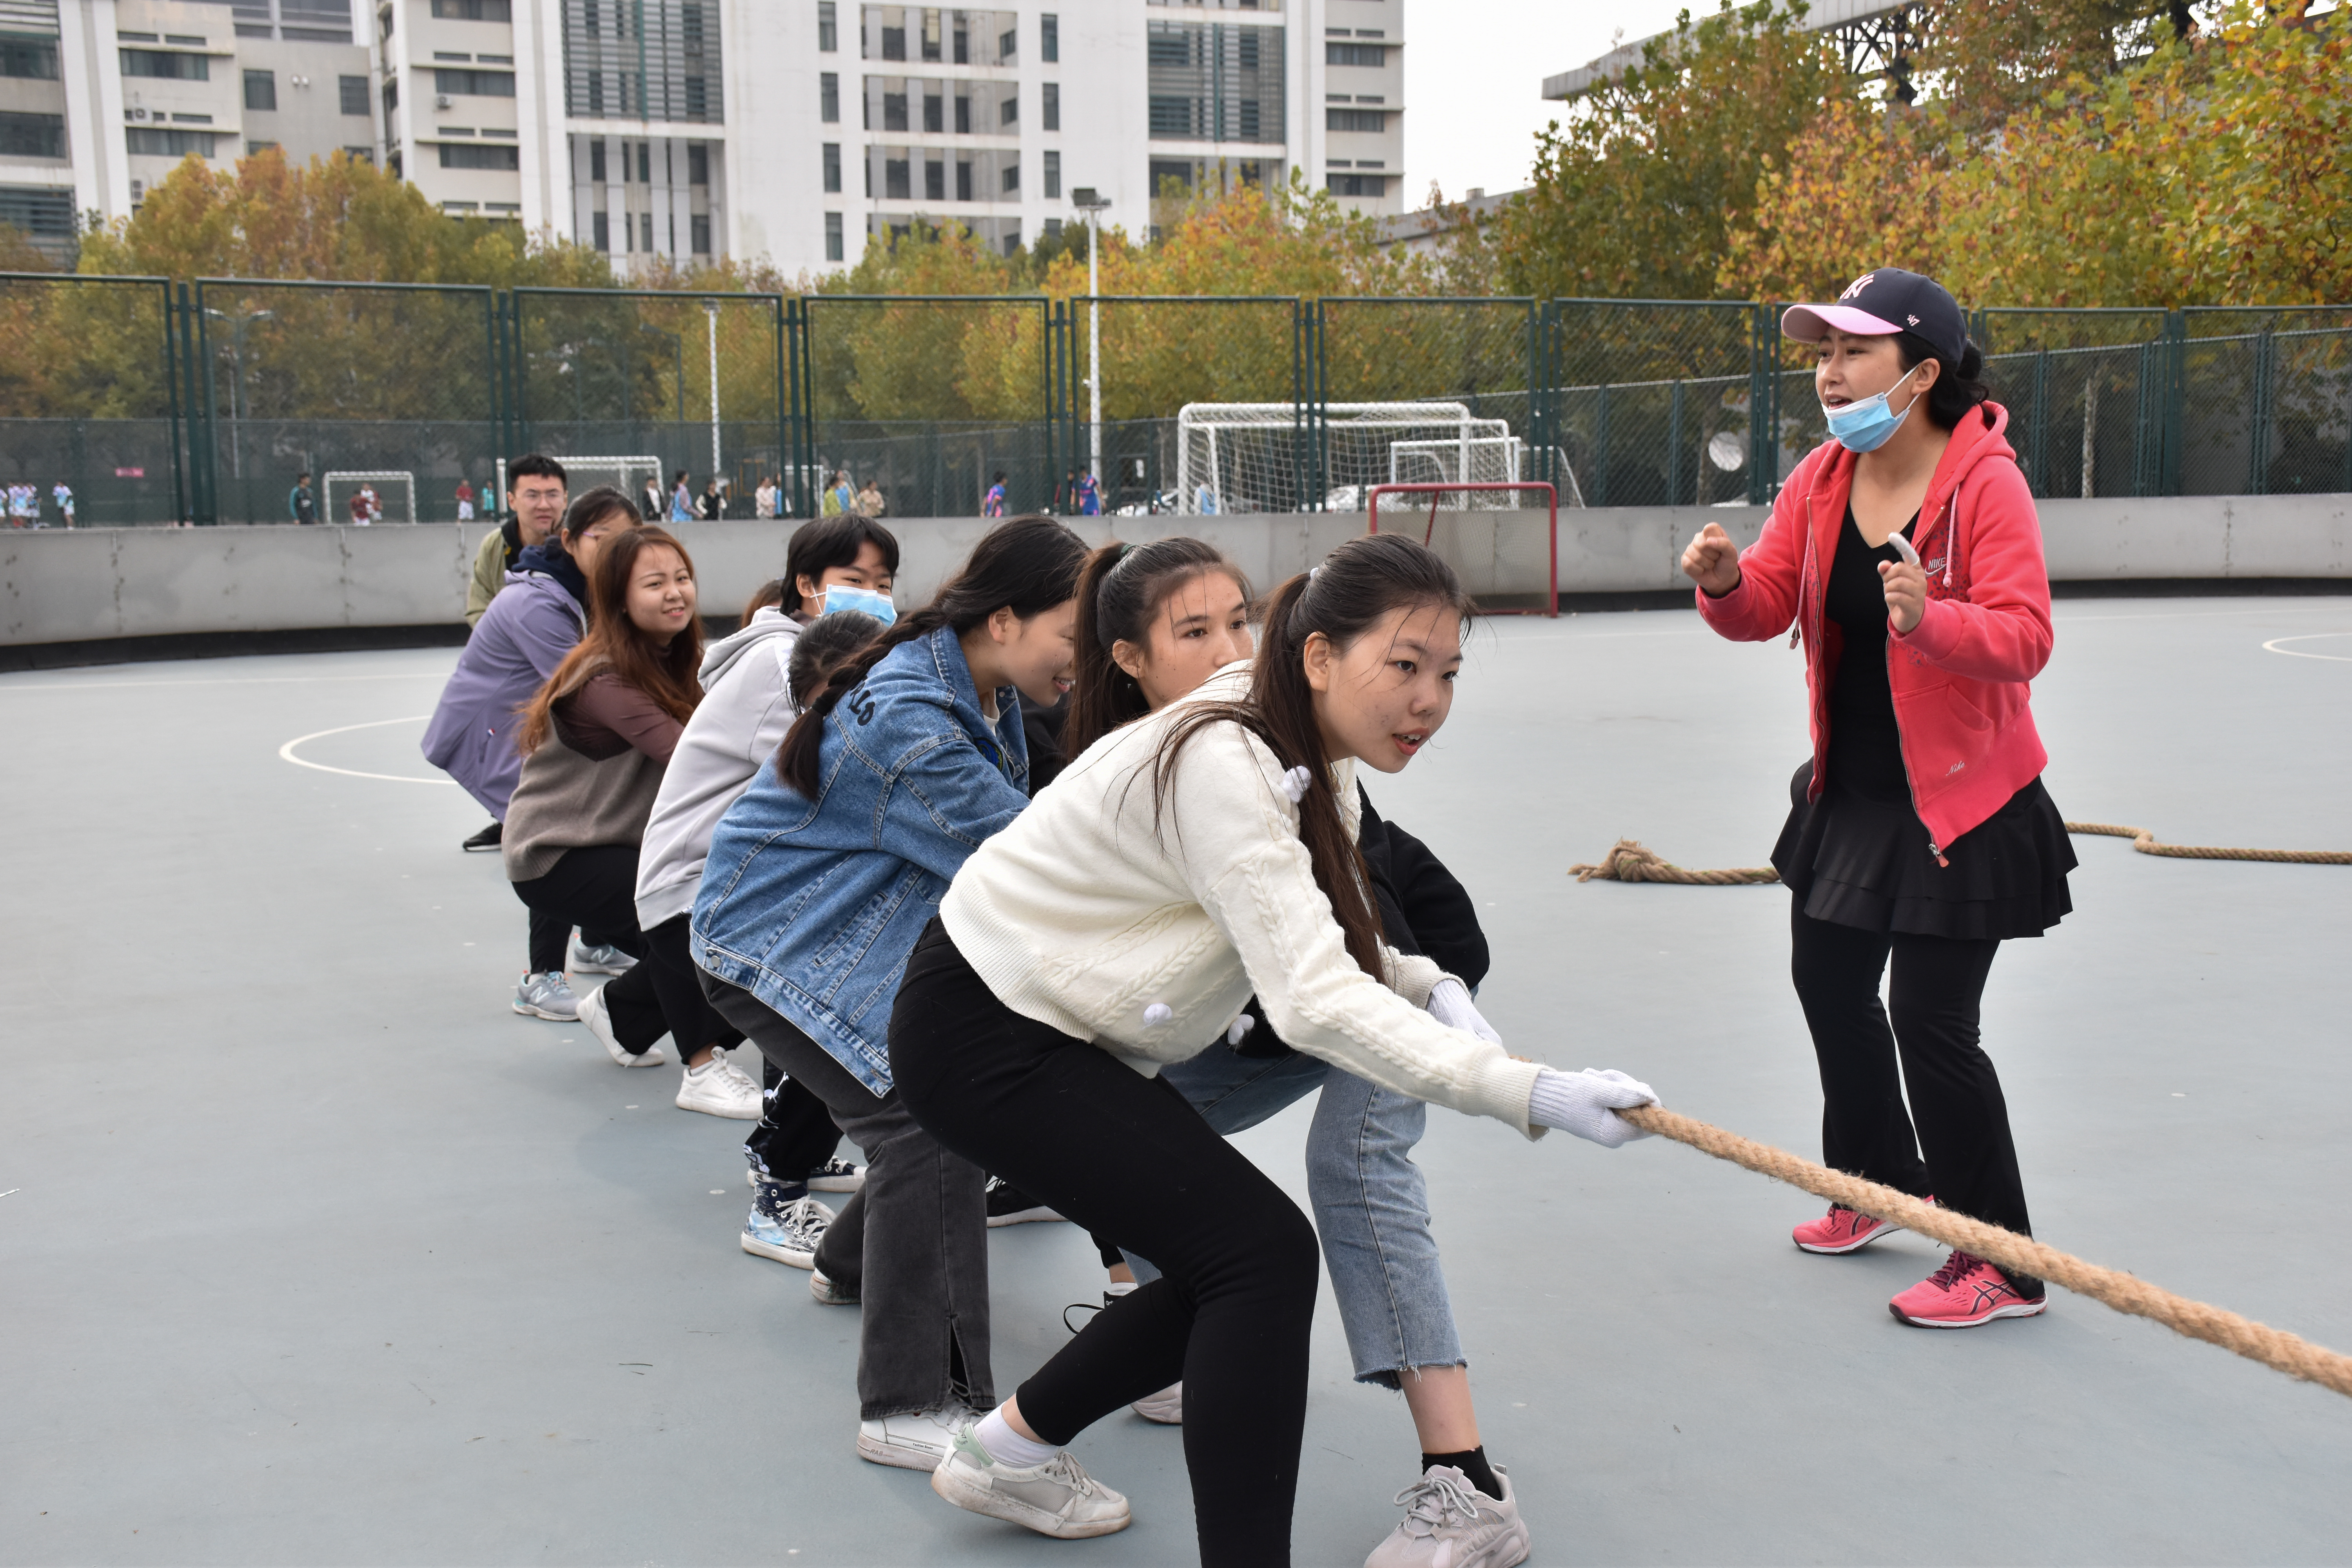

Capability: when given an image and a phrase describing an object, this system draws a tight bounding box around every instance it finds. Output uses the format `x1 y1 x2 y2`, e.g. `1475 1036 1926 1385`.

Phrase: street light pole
204 306 272 487
1072 189 1111 494
704 299 721 506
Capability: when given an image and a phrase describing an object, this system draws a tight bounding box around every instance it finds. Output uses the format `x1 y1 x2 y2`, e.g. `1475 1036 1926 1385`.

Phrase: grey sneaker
931 1421 1132 1539
512 971 579 1021
577 982 664 1067
742 1191 834 1269
809 1267 860 1306
570 939 637 976
1364 1465 1529 1568
856 1406 969 1471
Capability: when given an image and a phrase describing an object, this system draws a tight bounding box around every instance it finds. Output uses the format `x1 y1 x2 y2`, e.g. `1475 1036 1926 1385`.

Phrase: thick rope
1618 1103 2352 1399
1572 824 2350 884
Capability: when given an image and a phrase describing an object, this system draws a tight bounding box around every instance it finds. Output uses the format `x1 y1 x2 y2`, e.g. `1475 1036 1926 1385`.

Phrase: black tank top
1823 505 1918 805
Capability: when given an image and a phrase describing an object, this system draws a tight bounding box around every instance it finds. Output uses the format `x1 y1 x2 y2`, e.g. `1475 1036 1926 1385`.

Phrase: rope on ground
2062 821 2352 865
1572 824 2352 884
1617 1103 2352 1400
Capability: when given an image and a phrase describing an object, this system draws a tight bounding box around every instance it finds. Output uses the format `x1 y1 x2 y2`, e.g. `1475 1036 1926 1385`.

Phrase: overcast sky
1403 0 1698 206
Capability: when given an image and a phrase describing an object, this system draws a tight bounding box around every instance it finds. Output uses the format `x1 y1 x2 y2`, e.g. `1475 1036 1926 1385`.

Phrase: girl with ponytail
690 515 1088 1472
888 531 1663 1563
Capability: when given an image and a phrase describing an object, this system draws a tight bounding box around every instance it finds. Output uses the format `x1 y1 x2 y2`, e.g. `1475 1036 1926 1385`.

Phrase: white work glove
1425 978 1501 1045
1527 1067 1658 1148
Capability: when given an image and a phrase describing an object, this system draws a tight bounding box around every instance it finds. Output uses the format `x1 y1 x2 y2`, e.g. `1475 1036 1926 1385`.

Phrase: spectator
856 478 885 517
755 476 777 519
468 455 570 628
700 479 724 520
641 473 666 522
982 470 1007 517
290 472 317 526
52 480 74 528
669 470 695 523
455 479 476 521
1076 466 1101 516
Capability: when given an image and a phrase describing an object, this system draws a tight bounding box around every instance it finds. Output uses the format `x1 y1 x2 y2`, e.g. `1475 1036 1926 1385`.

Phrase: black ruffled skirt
1771 760 2076 941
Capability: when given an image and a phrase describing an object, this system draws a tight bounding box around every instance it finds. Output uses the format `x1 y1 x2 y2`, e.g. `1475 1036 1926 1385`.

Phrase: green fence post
1666 378 1685 507
1746 305 1767 506
2246 319 2274 496
2162 309 2185 496
185 281 217 525
162 279 188 526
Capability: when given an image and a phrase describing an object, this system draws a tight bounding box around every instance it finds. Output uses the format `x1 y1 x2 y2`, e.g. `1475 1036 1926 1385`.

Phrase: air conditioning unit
130 180 144 198
434 94 453 109
132 106 150 120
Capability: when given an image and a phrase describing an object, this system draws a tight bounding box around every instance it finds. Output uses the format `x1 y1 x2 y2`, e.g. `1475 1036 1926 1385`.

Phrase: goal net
1176 402 1515 515
325 470 414 526
1387 435 1525 505
495 455 666 515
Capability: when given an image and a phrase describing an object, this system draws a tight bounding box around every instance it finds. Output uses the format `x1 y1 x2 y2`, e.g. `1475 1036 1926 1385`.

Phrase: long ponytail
1065 535 1248 757
1151 532 1474 978
773 514 1087 797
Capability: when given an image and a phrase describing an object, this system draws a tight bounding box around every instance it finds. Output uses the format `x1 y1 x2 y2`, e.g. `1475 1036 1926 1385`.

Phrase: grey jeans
701 971 993 1421
1128 1043 1464 1388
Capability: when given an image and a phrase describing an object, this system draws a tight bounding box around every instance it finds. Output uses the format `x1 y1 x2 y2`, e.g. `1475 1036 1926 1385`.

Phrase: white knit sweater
940 666 1546 1137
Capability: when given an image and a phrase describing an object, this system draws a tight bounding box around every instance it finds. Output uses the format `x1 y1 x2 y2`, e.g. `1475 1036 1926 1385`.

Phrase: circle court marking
2261 632 2352 662
278 715 455 784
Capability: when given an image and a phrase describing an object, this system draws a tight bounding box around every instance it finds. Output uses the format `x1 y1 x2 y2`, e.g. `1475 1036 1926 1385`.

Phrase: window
1041 13 1058 60
1043 149 1060 199
820 71 839 122
923 91 941 132
824 211 844 262
1326 108 1385 132
688 143 708 184
441 142 521 169
885 156 909 199
1042 82 1058 131
436 68 515 96
1147 33 1189 65
380 4 393 38
1327 172 1386 197
1000 222 1018 256
924 158 943 200
952 22 967 62
592 210 610 249
343 145 374 162
921 9 940 60
1001 158 1018 193
999 92 1016 126
0 40 60 79
1043 216 1061 238
588 139 606 180
0 113 65 158
1325 42 1386 66
247 139 279 154
244 69 277 111
125 126 218 156
0 187 74 253
953 94 969 133
881 23 905 59
432 0 512 17
955 160 971 200
382 77 398 113
339 74 369 115
998 27 1016 59
1149 156 1191 194
883 90 907 131
691 213 711 253
640 212 653 250
121 48 209 80
1149 23 1283 143
818 1 836 50
637 141 652 181
822 141 840 192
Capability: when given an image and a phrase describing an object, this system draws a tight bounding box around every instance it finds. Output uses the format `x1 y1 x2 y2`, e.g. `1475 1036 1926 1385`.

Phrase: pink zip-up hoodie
1696 400 2053 858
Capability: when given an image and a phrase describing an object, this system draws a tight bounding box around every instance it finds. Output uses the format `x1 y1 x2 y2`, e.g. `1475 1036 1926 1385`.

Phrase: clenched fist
1681 522 1741 597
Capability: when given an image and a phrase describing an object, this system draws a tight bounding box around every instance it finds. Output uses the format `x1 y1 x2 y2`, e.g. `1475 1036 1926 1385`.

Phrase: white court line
278 715 456 784
2262 632 2352 662
0 670 449 693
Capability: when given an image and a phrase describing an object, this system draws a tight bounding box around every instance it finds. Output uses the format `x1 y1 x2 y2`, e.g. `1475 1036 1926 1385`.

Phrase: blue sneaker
742 1187 833 1269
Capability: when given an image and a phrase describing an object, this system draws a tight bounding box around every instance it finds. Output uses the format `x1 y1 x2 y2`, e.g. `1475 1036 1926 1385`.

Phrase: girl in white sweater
887 533 1660 1565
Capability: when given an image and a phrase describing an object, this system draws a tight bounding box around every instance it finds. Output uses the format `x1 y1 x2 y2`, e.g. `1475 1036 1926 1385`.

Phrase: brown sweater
502 672 686 883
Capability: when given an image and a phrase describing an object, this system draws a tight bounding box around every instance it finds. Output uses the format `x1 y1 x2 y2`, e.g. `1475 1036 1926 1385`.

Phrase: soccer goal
324 471 415 526
1176 402 1516 516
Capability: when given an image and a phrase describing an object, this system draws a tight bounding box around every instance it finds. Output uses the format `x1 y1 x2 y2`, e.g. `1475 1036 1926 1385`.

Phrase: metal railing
2 277 2345 525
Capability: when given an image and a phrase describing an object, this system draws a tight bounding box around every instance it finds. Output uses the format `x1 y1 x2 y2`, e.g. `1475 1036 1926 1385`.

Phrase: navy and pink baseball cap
1781 268 1967 363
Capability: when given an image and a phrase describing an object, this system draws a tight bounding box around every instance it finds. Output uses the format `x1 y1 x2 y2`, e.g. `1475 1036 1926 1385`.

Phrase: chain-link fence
1974 309 2171 501
2178 308 2352 498
1552 299 1760 508
0 273 184 526
1316 298 1536 511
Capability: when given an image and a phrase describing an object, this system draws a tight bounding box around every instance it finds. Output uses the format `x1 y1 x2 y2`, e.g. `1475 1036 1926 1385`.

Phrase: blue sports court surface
4 600 2349 1564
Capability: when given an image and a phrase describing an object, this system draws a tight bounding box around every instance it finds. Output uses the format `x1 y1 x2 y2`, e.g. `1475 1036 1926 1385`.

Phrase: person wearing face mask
691 516 1088 1477
1681 266 2073 1330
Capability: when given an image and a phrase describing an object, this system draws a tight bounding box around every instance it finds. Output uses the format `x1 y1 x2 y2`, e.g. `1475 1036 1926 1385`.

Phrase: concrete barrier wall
4 493 2347 648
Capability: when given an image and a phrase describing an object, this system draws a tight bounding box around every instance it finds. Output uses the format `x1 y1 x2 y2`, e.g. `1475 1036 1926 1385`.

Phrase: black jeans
512 848 738 1058
701 968 992 1420
526 906 627 976
1789 904 2035 1250
746 1054 853 1184
891 921 1319 1568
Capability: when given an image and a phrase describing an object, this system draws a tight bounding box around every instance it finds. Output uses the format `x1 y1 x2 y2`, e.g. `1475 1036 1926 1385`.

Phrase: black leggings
1789 904 2034 1248
891 921 1318 1568
512 847 739 1058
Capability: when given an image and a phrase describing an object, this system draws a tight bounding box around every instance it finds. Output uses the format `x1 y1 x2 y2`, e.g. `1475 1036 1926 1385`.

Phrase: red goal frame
1365 482 1559 618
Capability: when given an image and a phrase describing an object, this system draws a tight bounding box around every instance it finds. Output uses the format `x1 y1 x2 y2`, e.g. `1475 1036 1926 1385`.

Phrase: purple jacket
422 547 588 817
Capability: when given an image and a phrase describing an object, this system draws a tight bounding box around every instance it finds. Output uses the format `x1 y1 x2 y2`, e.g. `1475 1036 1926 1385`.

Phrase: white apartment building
2 0 1403 274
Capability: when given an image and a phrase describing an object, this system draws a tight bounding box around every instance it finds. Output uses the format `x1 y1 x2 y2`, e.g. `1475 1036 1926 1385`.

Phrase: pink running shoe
1889 1251 2048 1328
1791 1203 1902 1254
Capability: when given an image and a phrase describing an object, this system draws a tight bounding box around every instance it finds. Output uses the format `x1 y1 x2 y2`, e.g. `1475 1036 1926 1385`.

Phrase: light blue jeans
1125 1044 1463 1388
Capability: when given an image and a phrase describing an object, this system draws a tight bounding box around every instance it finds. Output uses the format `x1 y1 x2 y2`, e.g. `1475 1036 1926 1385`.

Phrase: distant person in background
52 481 74 528
348 485 374 526
982 470 1007 517
468 455 570 630
700 479 724 520
9 483 31 525
820 470 854 516
755 476 778 519
642 474 666 522
856 478 885 517
456 479 476 521
291 472 316 526
669 470 695 523
1076 467 1101 516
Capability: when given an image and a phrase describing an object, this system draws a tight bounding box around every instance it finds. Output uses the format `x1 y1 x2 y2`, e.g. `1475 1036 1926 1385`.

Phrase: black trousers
746 1055 853 1185
511 848 738 1058
891 921 1318 1568
526 906 627 976
1789 904 2034 1248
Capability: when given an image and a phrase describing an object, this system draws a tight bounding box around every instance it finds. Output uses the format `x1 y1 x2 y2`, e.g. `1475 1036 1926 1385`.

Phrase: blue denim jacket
691 625 1031 1094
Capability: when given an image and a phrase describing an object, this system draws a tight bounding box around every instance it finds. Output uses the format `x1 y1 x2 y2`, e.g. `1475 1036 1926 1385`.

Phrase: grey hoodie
632 607 804 929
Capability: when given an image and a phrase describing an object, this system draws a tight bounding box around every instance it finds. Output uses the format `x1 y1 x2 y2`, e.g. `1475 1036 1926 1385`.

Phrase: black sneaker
985 1177 1063 1228
461 821 503 851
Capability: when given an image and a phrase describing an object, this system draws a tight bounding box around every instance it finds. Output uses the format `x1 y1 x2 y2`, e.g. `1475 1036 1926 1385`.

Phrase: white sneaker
577 982 664 1067
1363 1465 1529 1568
1130 1382 1182 1425
857 1406 970 1471
931 1421 1132 1539
676 1050 762 1118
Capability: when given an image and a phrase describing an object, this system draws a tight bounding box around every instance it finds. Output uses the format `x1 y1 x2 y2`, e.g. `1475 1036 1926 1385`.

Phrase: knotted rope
1572 824 2350 884
1618 1103 2352 1399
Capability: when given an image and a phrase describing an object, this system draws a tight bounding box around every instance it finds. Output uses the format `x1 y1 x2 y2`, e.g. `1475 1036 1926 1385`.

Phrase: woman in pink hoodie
1682 267 2073 1329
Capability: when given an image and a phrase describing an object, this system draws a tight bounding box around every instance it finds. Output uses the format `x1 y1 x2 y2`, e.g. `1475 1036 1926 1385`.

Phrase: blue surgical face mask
1821 361 1923 453
822 583 895 625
